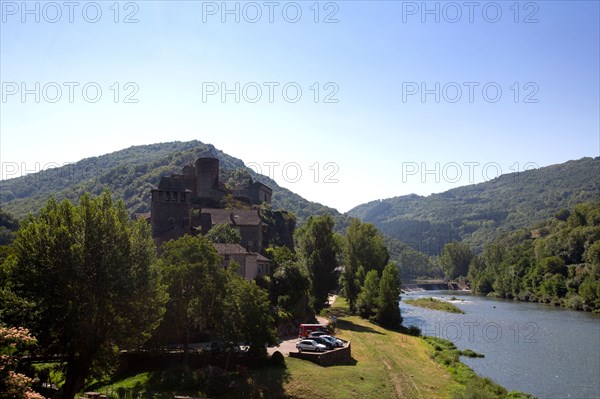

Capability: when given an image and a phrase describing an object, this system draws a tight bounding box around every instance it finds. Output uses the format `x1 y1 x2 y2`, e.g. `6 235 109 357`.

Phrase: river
400 291 600 399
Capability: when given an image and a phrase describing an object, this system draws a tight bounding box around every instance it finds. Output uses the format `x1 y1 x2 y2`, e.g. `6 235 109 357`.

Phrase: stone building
149 157 273 279
196 208 263 253
214 243 271 280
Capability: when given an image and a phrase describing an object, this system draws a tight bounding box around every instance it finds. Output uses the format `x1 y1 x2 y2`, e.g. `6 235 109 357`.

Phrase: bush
460 349 484 358
565 295 583 310
407 325 422 336
202 366 230 397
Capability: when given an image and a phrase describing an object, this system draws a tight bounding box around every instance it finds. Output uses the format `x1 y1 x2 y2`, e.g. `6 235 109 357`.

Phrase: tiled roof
255 253 270 262
134 212 151 220
213 243 249 255
250 181 273 193
203 208 261 226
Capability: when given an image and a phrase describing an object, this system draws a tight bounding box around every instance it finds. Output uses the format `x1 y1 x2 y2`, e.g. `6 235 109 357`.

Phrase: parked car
310 336 335 350
308 331 328 338
320 335 343 347
296 339 327 352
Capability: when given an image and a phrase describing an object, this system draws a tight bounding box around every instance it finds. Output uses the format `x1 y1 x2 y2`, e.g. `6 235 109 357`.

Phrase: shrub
460 349 484 358
407 325 422 336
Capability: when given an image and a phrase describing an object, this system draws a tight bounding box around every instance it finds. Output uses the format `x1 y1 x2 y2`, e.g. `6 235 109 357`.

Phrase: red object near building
298 323 328 338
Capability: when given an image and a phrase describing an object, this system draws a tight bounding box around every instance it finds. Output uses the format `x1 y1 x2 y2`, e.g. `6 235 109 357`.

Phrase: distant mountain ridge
348 157 600 254
0 140 341 226
2 142 598 260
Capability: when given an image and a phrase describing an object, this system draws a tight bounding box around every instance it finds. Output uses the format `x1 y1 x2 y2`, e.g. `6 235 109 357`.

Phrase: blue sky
1 1 599 212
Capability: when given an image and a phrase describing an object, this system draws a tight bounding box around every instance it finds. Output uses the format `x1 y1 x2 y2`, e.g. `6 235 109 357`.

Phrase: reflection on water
400 291 600 399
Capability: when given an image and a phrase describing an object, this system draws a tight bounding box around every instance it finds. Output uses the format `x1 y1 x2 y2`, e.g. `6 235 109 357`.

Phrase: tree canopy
8 191 166 399
204 223 242 244
376 262 402 329
155 234 226 361
342 218 390 312
296 215 339 312
439 242 474 280
468 202 600 311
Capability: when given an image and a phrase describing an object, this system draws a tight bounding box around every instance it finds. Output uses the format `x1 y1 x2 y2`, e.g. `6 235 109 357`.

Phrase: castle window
173 192 179 201
166 192 171 201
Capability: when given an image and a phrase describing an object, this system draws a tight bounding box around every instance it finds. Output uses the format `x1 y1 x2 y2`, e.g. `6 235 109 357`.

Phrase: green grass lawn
404 297 465 314
222 297 459 399
86 297 535 399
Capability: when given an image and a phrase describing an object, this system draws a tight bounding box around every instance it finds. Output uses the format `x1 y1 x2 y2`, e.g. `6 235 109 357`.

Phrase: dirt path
267 337 298 356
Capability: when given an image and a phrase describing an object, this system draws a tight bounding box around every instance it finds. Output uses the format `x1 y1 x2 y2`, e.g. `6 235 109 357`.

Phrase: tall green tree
376 262 402 329
296 215 339 312
219 264 277 362
205 224 242 244
9 192 165 399
267 246 312 319
0 208 19 246
156 234 226 363
356 270 380 319
439 241 474 280
342 219 389 312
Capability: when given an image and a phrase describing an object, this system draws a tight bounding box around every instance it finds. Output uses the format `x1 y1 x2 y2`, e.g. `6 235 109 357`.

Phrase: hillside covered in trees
3 143 597 280
348 157 600 255
468 202 600 311
0 140 340 226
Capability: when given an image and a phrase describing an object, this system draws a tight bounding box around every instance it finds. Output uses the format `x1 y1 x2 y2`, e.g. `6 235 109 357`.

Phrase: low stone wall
289 342 352 366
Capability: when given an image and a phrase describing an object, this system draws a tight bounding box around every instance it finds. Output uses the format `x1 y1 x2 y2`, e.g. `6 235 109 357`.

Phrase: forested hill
348 157 600 255
0 140 341 225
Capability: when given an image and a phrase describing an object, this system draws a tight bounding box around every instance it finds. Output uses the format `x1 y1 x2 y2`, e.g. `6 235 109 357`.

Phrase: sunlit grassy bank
87 297 534 398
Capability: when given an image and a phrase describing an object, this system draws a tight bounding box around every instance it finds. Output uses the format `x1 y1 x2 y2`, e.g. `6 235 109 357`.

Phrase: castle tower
150 177 192 246
195 157 220 200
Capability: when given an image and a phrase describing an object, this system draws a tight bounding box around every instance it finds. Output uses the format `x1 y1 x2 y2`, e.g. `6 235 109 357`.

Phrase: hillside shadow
221 365 291 399
337 319 384 335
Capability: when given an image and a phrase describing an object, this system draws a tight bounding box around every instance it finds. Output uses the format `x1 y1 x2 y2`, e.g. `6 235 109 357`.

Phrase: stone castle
149 157 274 279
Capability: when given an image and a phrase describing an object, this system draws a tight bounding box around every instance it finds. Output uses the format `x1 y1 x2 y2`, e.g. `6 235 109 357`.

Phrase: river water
400 291 600 399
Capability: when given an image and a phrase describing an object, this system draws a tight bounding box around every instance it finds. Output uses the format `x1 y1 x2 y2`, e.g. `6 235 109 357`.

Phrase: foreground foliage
8 191 166 399
0 326 43 399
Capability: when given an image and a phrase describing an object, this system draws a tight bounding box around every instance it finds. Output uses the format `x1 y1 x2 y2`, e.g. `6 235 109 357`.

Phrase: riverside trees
342 218 389 312
468 202 600 311
296 215 340 313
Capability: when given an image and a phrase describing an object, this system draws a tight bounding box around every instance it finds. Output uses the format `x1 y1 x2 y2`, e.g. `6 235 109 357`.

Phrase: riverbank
402 290 600 398
85 297 532 398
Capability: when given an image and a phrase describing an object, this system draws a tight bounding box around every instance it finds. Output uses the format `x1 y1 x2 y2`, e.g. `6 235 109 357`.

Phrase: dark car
310 336 335 350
